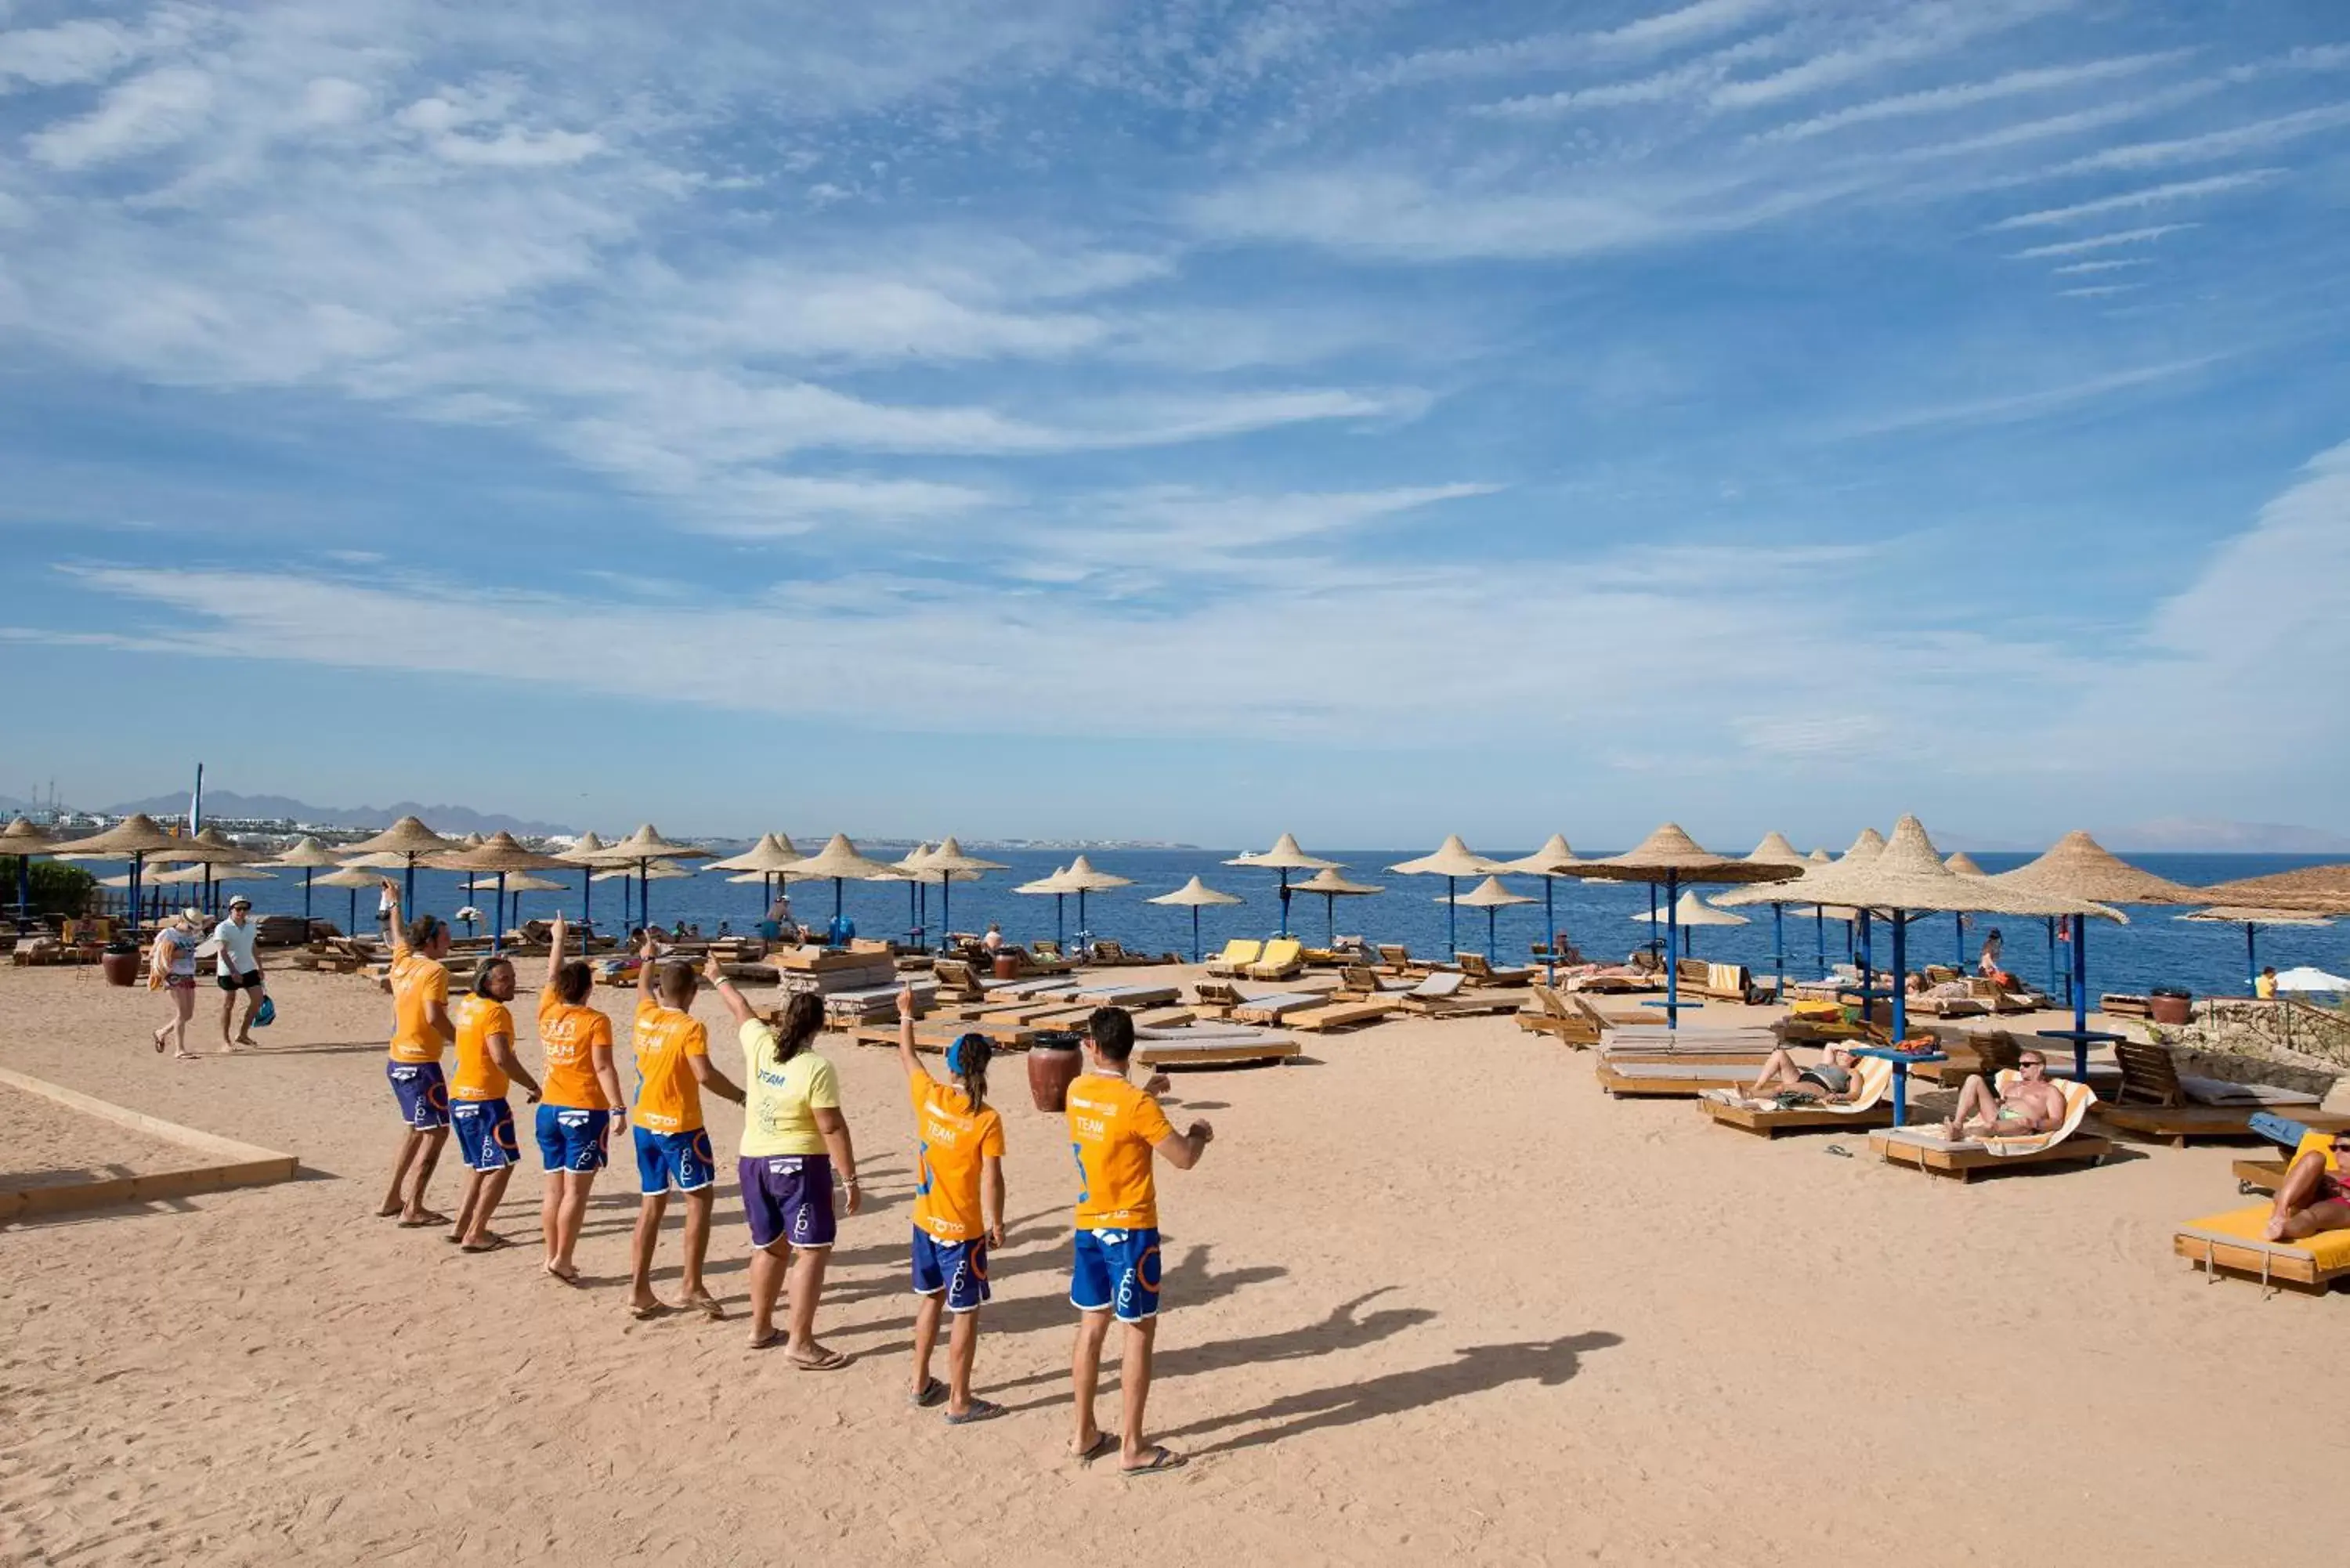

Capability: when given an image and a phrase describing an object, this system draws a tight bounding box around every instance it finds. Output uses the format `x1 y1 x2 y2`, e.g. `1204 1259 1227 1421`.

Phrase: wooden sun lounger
851 1021 1038 1053
1594 1062 1755 1098
1515 986 1603 1046
1246 939 1307 981
1068 982 1180 1007
1703 1097 1896 1136
1284 999 1401 1034
1457 952 1533 987
1230 989 1336 1024
1869 1128 2115 1180
2175 1208 2350 1295
1203 940 1262 978
1133 1027 1300 1068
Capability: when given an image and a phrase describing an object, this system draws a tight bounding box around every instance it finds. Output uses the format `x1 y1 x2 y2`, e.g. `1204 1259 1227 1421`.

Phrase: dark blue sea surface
162 847 2347 1003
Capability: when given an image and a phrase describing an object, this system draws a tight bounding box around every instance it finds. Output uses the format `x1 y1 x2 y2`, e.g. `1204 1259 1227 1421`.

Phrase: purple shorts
739 1154 836 1251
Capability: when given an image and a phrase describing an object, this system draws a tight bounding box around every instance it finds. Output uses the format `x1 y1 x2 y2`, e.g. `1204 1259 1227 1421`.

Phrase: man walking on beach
379 883 456 1227
627 933 744 1319
1065 1005 1213 1476
213 894 266 1052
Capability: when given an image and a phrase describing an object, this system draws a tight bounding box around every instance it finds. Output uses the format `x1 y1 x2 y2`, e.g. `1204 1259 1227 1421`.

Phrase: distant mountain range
85 791 577 839
2097 818 2350 854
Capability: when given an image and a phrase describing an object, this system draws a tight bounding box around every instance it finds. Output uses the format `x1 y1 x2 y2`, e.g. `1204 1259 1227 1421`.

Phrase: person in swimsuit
1939 1050 2067 1140
891 985 1006 1423
149 908 204 1060
534 912 628 1286
1739 1043 1862 1104
446 955 543 1252
2266 1131 2350 1242
378 883 457 1228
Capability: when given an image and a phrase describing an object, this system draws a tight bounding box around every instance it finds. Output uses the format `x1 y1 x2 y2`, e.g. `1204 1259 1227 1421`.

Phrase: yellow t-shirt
631 997 709 1133
910 1075 1003 1244
1066 1073 1174 1231
2255 974 2278 999
537 992 615 1110
449 996 514 1100
737 1020 839 1158
387 930 450 1064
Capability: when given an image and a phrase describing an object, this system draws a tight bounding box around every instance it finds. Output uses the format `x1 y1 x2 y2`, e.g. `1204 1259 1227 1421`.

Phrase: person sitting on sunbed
1738 1043 1864 1105
2266 1130 2350 1241
1938 1050 2066 1140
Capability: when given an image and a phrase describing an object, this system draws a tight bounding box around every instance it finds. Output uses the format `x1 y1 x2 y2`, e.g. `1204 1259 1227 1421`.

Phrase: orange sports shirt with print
1065 1073 1173 1231
448 995 515 1101
631 996 708 1133
537 992 615 1110
386 927 450 1064
909 1075 1005 1244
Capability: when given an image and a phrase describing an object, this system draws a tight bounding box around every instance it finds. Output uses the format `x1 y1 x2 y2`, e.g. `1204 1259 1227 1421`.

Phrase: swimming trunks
911 1230 990 1313
387 1060 450 1130
451 1098 519 1172
739 1154 836 1249
1071 1227 1162 1323
633 1125 714 1195
536 1105 610 1173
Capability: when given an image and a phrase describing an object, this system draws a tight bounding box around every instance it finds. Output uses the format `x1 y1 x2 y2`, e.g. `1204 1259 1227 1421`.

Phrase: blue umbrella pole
1055 893 1066 950
348 885 358 936
1191 905 1202 963
1077 889 1090 951
1278 870 1291 938
494 872 508 955
1891 911 1910 1039
1664 872 1682 1030
1543 877 1556 985
2045 916 2059 1004
833 876 844 922
1814 906 1824 974
1772 903 1785 1002
1954 910 1965 968
1486 905 1499 963
2246 923 2258 998
302 867 314 927
1324 893 1336 948
403 856 416 912
1446 876 1458 957
941 875 953 948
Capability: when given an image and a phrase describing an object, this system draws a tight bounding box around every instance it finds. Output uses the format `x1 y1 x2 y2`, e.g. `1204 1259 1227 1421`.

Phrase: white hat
177 905 204 924
228 894 251 909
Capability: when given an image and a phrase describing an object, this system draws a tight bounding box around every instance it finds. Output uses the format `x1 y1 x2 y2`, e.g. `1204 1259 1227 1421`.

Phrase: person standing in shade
535 912 627 1286
213 894 266 1052
446 955 542 1252
379 883 456 1227
1065 1005 1213 1476
892 985 1005 1422
627 934 743 1321
705 956 861 1364
148 907 203 1060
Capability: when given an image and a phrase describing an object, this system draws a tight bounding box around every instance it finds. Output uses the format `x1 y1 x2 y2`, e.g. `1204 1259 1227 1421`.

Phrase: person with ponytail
892 984 1006 1423
707 956 859 1365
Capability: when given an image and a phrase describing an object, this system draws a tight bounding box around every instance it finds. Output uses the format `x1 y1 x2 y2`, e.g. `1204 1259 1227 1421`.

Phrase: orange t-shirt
909 1075 1005 1244
631 997 709 1133
1066 1073 1173 1231
537 992 615 1110
449 996 514 1101
387 931 450 1064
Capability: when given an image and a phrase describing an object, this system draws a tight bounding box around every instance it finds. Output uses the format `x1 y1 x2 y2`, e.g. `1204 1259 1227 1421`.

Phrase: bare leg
218 986 236 1049
2268 1151 2334 1240
1071 1308 1112 1456
548 1171 595 1280
401 1129 449 1223
235 987 260 1046
381 1129 425 1216
784 1246 836 1360
539 1172 563 1268
678 1190 721 1314
945 1306 981 1417
1117 1317 1162 1470
1940 1076 1996 1140
630 1191 670 1313
2280 1201 2350 1241
1744 1048 1801 1095
464 1166 515 1246
911 1292 945 1397
167 987 197 1059
748 1241 790 1346
450 1168 487 1243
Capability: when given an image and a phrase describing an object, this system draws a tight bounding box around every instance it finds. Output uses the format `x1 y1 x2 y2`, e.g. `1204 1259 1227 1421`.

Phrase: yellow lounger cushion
2181 1205 2350 1271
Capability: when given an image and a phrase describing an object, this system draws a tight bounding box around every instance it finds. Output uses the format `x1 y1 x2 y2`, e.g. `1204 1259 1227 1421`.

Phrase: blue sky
2 0 2346 847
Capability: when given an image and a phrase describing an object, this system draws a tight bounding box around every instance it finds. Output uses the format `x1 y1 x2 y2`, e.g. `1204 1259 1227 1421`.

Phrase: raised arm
895 983 933 1084
381 880 407 956
544 909 568 994
705 953 757 1029
1152 1117 1215 1171
634 928 659 1003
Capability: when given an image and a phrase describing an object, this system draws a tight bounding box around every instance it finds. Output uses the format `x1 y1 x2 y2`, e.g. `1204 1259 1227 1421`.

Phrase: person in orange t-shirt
378 883 457 1228
891 986 1005 1422
446 954 543 1253
1065 1005 1213 1476
533 912 628 1287
625 933 743 1321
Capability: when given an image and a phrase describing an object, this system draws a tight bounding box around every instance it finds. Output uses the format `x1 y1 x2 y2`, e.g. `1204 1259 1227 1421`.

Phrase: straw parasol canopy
595 860 693 883
1992 829 2199 907
1452 876 1534 909
338 851 411 870
1054 854 1133 948
1500 834 1589 876
432 832 571 874
1227 833 1340 938
1632 890 1748 927
48 813 186 858
1806 848 1833 865
315 867 380 889
1744 831 1806 868
708 833 804 874
557 831 609 863
589 823 712 866
153 864 277 886
343 815 462 859
265 836 343 869
1389 835 1512 956
1943 852 1987 876
159 826 263 866
1282 865 1376 948
1149 874 1245 962
2194 862 2350 916
502 873 565 893
783 833 906 930
917 837 1011 945
1014 865 1078 948
2 816 56 851
1574 823 1805 1026
1725 818 2119 922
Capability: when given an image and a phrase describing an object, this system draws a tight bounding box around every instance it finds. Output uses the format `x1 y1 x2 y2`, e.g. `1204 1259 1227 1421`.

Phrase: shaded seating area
1868 1075 2110 1180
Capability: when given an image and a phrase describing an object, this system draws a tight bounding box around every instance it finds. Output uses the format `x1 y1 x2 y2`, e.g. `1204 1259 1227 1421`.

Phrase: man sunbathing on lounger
2265 1131 2350 1241
1938 1050 2066 1141
1739 1043 1864 1105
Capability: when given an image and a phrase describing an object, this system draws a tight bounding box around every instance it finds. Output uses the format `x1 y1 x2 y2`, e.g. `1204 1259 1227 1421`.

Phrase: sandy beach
4 959 2347 1566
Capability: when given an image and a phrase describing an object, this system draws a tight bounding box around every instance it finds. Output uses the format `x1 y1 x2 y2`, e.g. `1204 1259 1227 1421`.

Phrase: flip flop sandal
1120 1447 1186 1478
909 1377 948 1408
461 1234 513 1253
544 1266 584 1288
945 1399 1004 1425
689 1296 727 1321
747 1330 785 1352
1073 1433 1117 1466
630 1302 673 1321
787 1348 851 1372
399 1212 451 1228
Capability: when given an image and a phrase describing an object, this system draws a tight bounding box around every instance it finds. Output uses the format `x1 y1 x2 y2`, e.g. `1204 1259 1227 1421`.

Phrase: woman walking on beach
446 956 542 1252
893 986 1006 1422
706 959 860 1364
148 907 203 1060
533 913 626 1285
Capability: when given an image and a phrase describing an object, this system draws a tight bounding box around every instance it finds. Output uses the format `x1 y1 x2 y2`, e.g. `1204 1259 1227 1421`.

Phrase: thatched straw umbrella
890 844 938 945
1993 829 2198 1050
157 826 265 917
1631 889 1748 956
2176 905 2336 998
1014 865 1077 950
1450 875 1535 963
920 838 1011 952
2195 862 2350 916
262 835 342 927
498 872 566 930
1386 836 1508 958
1288 865 1383 949
311 866 381 935
1225 833 1340 938
433 833 573 954
1054 855 1134 952
1574 825 1802 1029
710 833 806 927
341 816 462 911
1740 831 1808 999
2 816 56 928
555 832 610 930
783 834 904 937
585 825 712 933
45 814 188 938
1496 834 1590 982
1148 876 1246 962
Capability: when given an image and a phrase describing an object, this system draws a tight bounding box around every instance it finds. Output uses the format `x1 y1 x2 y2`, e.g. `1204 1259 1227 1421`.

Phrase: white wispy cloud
2049 258 2148 275
27 62 214 168
1835 356 2222 437
2007 222 2195 257
1987 169 2282 229
1708 0 2073 110
1374 0 1786 89
2041 102 2350 175
2057 283 2139 298
1755 50 2192 142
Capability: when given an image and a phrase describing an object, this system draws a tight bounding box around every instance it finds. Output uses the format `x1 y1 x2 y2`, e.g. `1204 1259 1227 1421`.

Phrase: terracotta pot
992 953 1021 981
100 948 140 988
2149 993 2192 1026
1026 1040 1083 1113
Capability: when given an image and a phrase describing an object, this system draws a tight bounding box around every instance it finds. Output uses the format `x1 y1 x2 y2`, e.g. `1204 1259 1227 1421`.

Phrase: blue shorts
1072 1227 1162 1322
386 1060 449 1131
739 1154 836 1250
912 1229 991 1313
536 1105 611 1173
450 1097 519 1172
634 1125 715 1195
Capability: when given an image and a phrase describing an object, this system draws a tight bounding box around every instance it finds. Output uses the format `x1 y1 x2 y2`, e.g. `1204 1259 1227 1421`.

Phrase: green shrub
18 860 96 917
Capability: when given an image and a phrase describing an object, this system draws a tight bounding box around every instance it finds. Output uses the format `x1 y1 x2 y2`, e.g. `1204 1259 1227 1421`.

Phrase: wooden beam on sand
0 1067 300 1223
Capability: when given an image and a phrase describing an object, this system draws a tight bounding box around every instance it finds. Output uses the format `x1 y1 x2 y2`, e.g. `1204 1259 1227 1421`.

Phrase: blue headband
946 1034 985 1075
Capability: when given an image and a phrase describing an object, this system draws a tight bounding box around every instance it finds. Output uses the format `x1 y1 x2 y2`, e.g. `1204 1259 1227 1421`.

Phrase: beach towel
1973 1073 2096 1158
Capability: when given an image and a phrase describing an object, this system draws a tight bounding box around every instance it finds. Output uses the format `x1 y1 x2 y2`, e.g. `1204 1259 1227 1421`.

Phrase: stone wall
2147 998 2350 1093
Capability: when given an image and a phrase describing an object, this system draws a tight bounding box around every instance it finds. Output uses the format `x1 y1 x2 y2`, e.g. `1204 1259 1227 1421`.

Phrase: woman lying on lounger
1938 1051 2066 1141
2266 1132 2350 1241
1734 1044 1864 1106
